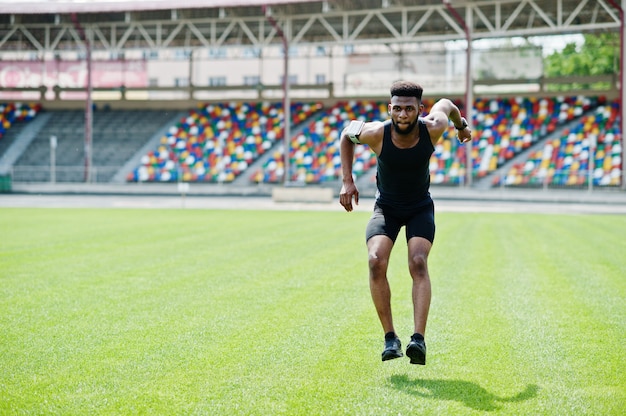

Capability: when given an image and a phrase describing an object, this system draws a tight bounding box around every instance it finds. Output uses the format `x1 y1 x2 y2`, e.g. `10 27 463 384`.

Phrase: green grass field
1 207 625 415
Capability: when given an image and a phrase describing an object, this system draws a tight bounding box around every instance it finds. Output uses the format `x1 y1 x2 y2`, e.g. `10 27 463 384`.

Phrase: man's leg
406 236 432 365
367 235 395 334
367 234 403 361
407 236 432 336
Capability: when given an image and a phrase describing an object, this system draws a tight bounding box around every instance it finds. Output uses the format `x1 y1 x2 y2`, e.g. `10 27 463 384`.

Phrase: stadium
1 1 625 415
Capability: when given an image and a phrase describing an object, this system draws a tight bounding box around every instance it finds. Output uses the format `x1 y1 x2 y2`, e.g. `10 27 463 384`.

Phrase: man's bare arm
338 121 384 211
424 99 472 144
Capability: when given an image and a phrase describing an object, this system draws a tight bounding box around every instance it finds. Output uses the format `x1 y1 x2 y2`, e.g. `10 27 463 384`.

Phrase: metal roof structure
0 0 317 14
0 0 622 54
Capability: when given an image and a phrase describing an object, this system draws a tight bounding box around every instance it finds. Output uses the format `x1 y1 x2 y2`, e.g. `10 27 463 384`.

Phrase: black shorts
365 200 435 244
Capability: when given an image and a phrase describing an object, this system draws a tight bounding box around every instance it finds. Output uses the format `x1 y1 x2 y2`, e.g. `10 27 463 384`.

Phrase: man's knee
409 252 429 277
368 251 389 276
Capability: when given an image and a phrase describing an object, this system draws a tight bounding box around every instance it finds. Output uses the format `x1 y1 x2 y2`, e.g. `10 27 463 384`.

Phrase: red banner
0 60 148 89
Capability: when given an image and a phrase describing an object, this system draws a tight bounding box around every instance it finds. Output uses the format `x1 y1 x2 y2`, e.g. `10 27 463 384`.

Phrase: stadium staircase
110 111 188 183
0 112 50 176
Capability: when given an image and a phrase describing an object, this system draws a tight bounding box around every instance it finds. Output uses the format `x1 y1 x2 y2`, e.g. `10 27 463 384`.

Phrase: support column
621 0 625 190
465 7 474 188
264 6 291 185
443 1 473 187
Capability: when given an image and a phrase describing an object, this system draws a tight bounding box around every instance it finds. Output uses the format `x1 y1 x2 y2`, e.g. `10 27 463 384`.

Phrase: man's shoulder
419 114 445 143
355 120 387 152
365 120 388 130
360 120 387 140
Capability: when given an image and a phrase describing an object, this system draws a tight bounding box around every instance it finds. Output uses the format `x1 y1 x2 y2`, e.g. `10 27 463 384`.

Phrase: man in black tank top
339 80 472 365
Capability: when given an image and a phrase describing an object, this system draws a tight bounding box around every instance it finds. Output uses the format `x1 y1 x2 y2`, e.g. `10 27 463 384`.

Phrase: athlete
339 80 472 364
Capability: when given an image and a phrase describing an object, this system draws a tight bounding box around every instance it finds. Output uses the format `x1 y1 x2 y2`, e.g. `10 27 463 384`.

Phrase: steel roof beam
0 1 621 55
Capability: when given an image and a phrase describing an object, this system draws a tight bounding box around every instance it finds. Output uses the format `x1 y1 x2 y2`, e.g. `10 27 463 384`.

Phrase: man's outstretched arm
424 98 472 144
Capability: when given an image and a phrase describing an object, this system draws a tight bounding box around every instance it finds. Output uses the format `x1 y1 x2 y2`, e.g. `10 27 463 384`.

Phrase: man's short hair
390 80 423 101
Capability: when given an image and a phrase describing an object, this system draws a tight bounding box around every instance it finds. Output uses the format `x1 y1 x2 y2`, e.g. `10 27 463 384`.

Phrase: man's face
389 96 423 135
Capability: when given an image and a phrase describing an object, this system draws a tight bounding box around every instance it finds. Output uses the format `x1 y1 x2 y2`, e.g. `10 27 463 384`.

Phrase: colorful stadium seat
250 100 385 184
126 96 619 188
466 96 597 182
503 98 621 187
0 103 40 138
128 102 322 182
252 96 603 185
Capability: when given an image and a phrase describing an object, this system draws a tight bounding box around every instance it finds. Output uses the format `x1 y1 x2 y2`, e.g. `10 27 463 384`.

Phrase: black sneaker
381 333 403 361
406 333 426 365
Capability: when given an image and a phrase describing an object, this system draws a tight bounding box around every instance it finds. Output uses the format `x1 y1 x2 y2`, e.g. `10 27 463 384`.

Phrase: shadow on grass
389 374 539 411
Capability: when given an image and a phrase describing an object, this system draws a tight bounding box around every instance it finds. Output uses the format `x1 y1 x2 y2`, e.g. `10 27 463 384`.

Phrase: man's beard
392 119 418 135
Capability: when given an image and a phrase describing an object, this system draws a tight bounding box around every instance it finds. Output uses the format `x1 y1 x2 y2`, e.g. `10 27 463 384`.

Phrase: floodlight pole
263 6 291 185
85 39 93 183
71 14 93 183
619 0 625 191
283 35 291 185
611 0 626 190
607 0 625 190
443 1 473 187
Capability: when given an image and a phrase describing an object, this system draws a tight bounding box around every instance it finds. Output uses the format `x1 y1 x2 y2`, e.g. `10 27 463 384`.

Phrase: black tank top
375 119 434 208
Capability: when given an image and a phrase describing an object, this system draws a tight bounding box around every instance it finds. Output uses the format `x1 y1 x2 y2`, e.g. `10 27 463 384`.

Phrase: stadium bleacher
503 98 622 187
250 100 385 184
248 96 608 187
128 102 323 183
0 102 40 145
11 108 174 182
0 96 622 189
0 103 42 173
0 103 40 136
435 96 600 185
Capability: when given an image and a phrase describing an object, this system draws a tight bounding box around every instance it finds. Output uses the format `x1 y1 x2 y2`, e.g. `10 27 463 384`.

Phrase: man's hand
457 126 472 144
339 181 359 212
